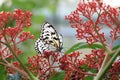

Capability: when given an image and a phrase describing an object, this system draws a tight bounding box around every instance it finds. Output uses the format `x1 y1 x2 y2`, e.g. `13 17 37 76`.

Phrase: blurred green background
0 0 79 62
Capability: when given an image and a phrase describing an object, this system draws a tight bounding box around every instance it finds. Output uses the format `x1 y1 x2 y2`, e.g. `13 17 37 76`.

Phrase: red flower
13 9 32 28
65 1 120 45
19 31 34 42
0 9 33 59
59 52 86 79
107 60 120 79
85 49 105 69
3 27 21 38
0 11 12 27
27 51 61 79
65 2 106 44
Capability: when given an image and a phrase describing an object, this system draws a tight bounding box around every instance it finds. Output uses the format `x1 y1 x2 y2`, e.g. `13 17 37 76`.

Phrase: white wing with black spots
34 38 49 54
34 22 63 54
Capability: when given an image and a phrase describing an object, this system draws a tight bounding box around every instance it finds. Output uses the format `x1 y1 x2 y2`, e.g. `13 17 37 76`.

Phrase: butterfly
34 22 63 54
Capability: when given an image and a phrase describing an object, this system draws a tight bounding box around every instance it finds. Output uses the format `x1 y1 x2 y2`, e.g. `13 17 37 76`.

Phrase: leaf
112 45 120 50
50 72 65 80
109 45 120 57
80 65 97 73
65 42 104 54
84 76 94 80
0 65 7 80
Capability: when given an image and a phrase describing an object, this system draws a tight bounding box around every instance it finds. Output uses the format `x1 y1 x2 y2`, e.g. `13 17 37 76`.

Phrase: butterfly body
35 22 63 54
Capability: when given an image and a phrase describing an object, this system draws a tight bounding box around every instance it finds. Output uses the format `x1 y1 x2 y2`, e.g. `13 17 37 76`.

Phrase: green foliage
50 72 65 80
12 0 36 10
84 76 94 80
112 45 120 50
31 15 44 24
65 42 104 54
0 65 7 80
0 0 58 12
80 65 97 73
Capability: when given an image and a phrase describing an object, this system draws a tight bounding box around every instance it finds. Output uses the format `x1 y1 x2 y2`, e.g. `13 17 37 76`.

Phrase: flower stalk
95 48 120 80
5 42 38 80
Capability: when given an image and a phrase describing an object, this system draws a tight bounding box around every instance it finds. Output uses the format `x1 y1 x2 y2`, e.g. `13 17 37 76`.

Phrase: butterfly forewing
34 22 63 54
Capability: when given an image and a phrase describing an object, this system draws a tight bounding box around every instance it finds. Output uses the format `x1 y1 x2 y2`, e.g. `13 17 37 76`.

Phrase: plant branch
4 42 38 80
95 47 120 80
93 25 106 51
0 62 28 77
95 53 109 79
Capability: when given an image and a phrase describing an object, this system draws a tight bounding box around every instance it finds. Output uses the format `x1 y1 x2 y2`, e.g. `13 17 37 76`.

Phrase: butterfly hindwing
35 22 63 54
35 38 49 54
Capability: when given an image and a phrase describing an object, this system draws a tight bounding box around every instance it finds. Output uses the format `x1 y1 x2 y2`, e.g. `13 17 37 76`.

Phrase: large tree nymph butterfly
35 22 63 54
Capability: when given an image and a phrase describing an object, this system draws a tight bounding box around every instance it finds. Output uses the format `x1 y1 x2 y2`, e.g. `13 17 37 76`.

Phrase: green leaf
84 76 94 80
112 45 120 50
80 65 96 79
65 42 104 54
0 65 7 80
80 65 97 73
50 72 65 80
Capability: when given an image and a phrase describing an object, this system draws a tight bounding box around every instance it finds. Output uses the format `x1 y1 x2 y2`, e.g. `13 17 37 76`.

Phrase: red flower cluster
27 51 60 79
97 5 120 41
26 50 105 79
13 9 32 28
107 60 120 80
85 49 105 69
27 49 119 80
0 11 12 26
0 9 34 79
19 31 34 42
65 1 120 80
0 9 33 59
65 1 120 45
59 51 86 80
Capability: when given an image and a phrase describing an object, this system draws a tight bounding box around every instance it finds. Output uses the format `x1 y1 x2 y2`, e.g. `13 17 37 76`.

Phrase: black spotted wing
34 22 63 54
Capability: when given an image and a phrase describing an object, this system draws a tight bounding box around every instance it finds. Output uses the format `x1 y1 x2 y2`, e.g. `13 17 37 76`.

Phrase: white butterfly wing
41 22 62 49
35 38 49 54
35 22 63 54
